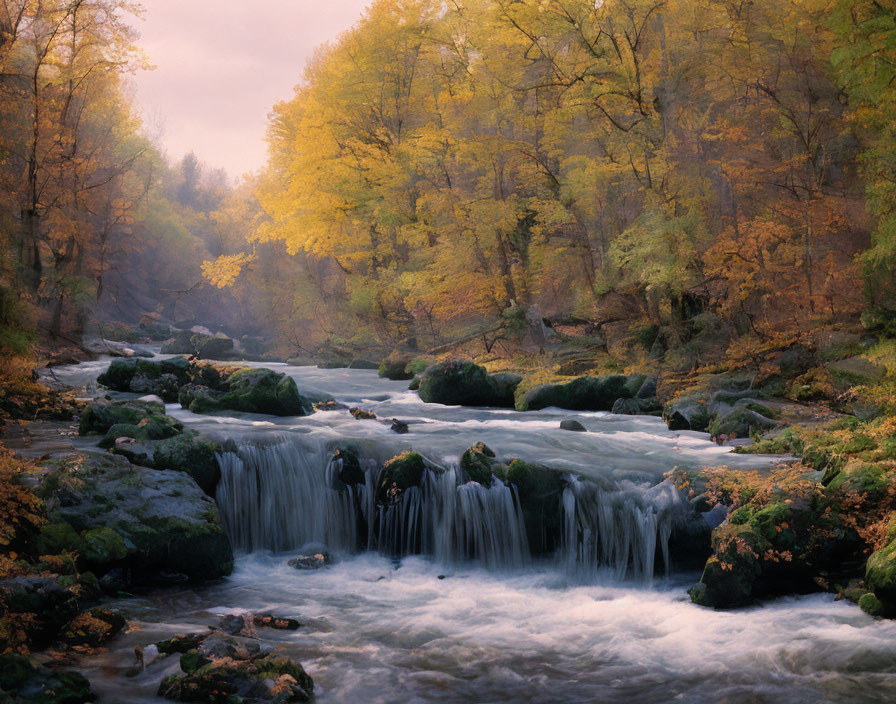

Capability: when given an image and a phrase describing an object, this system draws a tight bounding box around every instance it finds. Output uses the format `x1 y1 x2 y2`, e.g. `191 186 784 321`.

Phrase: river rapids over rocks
45 359 896 703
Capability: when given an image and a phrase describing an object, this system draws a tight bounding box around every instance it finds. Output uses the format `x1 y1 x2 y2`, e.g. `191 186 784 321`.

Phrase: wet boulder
376 451 426 505
178 383 224 414
215 368 312 417
350 407 376 420
80 400 183 448
518 374 635 412
559 419 586 432
193 333 235 360
161 329 196 354
460 443 506 488
0 654 93 704
97 357 191 393
865 515 896 617
348 358 379 370
38 452 233 583
288 553 332 570
663 398 712 432
61 607 127 648
504 460 566 554
379 350 415 380
152 434 222 496
0 576 84 648
158 635 313 703
332 448 365 487
708 407 777 439
418 360 520 408
611 398 641 415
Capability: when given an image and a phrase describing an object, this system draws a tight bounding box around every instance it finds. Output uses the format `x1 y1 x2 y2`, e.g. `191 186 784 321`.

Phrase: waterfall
216 437 529 568
560 476 689 582
215 436 694 580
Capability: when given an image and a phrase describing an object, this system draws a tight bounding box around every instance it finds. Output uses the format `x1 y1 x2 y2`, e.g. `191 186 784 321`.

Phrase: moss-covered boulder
39 452 233 583
157 635 313 703
460 443 506 487
177 384 223 414
153 434 221 496
865 515 896 616
418 360 487 405
0 653 94 704
689 477 862 609
708 408 777 439
96 357 191 394
663 398 712 432
80 400 183 447
332 447 365 487
379 350 415 380
518 374 634 412
193 334 235 360
0 576 85 649
376 452 426 505
504 460 566 554
418 360 521 408
215 368 312 417
61 607 127 647
689 523 764 608
33 522 86 557
488 373 524 408
161 329 197 354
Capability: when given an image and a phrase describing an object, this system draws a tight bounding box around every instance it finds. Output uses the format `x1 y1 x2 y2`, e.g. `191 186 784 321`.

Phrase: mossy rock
519 375 633 412
663 399 712 432
826 461 890 496
460 443 503 487
33 522 86 557
179 649 211 674
379 350 415 380
153 435 221 496
82 526 128 566
217 368 312 416
178 384 224 414
488 373 523 408
504 459 566 554
333 448 365 487
866 523 896 615
826 357 887 388
408 376 421 391
161 329 197 354
62 608 127 647
0 654 93 704
418 360 492 406
708 408 777 439
376 452 426 504
97 357 191 392
690 524 766 608
859 592 885 617
193 334 234 360
39 453 233 583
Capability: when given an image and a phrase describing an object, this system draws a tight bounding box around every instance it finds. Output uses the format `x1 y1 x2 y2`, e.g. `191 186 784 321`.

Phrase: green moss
460 443 501 487
154 435 221 495
33 522 85 557
82 526 128 565
859 592 884 617
180 649 211 674
376 452 426 504
216 368 312 416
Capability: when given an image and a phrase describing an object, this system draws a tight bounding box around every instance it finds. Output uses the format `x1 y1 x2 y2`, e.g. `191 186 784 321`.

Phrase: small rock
288 553 332 570
313 400 348 411
350 407 376 420
559 420 587 432
390 419 409 434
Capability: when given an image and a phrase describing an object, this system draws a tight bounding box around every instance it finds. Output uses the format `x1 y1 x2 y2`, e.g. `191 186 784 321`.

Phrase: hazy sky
131 1 371 179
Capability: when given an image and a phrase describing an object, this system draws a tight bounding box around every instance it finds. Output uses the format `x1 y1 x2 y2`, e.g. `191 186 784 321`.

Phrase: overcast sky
130 1 371 179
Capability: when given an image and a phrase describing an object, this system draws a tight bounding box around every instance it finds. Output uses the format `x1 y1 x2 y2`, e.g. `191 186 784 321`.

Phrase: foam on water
77 554 896 704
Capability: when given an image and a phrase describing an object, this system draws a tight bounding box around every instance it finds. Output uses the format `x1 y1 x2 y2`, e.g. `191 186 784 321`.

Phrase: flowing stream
45 359 896 702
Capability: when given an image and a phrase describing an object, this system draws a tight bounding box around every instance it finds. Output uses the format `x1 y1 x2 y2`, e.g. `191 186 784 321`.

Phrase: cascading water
214 435 696 580
560 476 689 582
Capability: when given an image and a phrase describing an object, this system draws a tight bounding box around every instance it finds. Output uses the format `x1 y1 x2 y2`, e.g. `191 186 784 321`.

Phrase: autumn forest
0 0 892 364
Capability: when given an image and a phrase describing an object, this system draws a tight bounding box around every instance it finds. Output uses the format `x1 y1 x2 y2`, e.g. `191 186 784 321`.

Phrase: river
44 359 896 703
